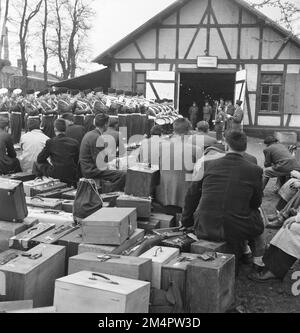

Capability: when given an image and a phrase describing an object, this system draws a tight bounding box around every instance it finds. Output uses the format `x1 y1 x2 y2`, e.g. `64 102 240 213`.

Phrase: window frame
134 71 146 96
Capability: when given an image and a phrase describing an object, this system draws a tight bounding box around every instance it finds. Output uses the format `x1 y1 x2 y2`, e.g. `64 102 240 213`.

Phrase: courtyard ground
233 137 300 313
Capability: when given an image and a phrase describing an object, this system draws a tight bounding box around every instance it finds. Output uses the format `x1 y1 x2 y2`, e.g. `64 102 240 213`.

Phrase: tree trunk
42 0 48 87
0 0 10 59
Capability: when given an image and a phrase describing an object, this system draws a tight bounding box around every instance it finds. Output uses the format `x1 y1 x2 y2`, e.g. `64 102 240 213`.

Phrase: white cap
13 88 22 95
0 88 8 95
34 91 40 98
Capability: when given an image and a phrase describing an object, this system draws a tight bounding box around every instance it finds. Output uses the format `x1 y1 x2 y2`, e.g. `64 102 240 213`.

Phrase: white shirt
19 129 49 173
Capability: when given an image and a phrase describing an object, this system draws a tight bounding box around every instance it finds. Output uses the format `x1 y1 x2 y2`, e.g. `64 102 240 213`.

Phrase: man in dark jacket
0 116 22 175
262 135 300 190
35 119 79 187
181 131 265 266
79 113 126 192
62 113 86 146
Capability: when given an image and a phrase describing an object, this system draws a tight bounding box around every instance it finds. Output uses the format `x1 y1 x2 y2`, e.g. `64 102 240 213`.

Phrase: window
135 72 146 95
259 74 283 113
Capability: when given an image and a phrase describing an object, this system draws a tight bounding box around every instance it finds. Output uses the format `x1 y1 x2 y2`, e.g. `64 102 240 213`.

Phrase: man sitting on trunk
181 131 265 268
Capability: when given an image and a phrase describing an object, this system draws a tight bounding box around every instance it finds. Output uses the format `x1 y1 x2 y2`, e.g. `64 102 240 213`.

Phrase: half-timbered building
93 0 300 137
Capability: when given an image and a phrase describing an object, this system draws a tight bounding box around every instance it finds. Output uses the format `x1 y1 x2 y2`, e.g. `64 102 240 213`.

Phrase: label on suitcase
116 195 152 219
0 178 28 222
31 182 68 197
26 197 63 210
81 208 137 246
9 223 56 250
54 271 150 313
0 244 66 307
31 222 79 245
125 164 160 198
68 252 152 282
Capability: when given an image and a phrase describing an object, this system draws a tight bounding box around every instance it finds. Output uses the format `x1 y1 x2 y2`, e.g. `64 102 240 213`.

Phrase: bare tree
0 0 10 59
251 0 300 35
42 0 48 85
49 0 95 79
18 0 43 91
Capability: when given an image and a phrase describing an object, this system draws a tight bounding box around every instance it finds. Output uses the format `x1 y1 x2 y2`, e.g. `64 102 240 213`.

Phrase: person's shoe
241 253 253 265
267 214 279 222
248 271 281 283
252 263 265 273
266 219 283 229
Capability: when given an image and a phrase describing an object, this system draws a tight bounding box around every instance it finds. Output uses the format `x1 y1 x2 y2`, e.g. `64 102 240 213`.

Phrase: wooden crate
191 240 228 255
81 208 137 246
0 218 38 252
125 165 160 198
0 244 66 307
186 253 235 313
161 253 199 313
116 195 152 219
140 246 180 289
78 228 145 255
54 271 150 313
26 197 63 210
69 253 152 282
27 208 74 226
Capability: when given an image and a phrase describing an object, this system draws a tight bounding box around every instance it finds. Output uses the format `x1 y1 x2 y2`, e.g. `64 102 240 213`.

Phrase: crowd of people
0 85 299 285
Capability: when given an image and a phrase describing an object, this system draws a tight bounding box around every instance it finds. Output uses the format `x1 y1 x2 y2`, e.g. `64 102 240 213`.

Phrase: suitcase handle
31 196 45 202
89 273 119 285
153 247 163 257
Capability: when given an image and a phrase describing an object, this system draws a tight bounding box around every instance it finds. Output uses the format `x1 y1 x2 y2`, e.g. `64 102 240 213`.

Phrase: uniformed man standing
228 100 244 132
188 101 199 130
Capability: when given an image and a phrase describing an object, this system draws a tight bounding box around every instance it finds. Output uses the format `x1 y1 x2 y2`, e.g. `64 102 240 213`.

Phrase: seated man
249 214 300 282
188 121 217 149
79 113 126 192
35 119 79 187
181 131 265 267
139 125 163 166
104 117 126 161
0 116 22 175
263 136 300 190
19 117 49 173
62 113 86 146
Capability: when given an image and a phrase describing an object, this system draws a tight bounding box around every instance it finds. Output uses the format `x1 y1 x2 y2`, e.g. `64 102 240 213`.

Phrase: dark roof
52 67 110 90
93 0 300 64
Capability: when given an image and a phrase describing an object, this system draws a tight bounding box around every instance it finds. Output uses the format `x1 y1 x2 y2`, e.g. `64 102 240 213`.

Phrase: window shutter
284 74 300 114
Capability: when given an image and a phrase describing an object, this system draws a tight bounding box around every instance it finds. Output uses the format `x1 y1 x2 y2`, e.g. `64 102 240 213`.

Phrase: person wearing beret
227 100 244 132
0 116 22 175
35 119 79 187
79 113 126 192
262 135 300 190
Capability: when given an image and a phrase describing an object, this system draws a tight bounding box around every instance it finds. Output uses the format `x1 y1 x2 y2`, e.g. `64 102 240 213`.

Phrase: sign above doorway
197 56 218 68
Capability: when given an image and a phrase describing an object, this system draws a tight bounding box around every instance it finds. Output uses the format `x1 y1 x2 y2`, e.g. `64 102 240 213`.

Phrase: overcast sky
8 0 300 76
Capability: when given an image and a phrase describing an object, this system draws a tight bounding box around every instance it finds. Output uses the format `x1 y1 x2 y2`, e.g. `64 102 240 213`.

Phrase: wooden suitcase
57 229 84 262
101 192 123 207
54 271 150 313
31 223 79 245
0 179 28 222
9 223 56 250
0 244 66 307
23 178 56 197
31 182 68 197
125 164 160 198
3 172 36 182
116 195 152 219
0 217 38 252
61 189 77 200
26 197 63 210
0 300 33 313
161 253 200 313
38 187 74 199
27 208 74 225
150 213 176 229
140 246 180 289
78 228 145 255
186 253 235 313
0 249 24 265
81 208 137 246
69 253 152 282
191 240 229 255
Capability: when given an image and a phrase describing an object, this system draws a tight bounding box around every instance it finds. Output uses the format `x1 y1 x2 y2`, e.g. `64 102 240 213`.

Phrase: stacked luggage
0 170 236 313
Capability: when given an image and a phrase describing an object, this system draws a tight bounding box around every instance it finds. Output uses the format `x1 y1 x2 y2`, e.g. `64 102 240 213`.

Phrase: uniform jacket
66 124 86 146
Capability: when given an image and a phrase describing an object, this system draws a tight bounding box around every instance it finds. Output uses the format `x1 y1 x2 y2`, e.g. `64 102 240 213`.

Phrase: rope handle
154 247 163 257
89 273 119 285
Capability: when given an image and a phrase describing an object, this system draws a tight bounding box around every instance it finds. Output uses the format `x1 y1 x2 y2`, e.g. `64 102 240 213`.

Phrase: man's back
264 143 294 165
196 153 263 241
66 124 86 146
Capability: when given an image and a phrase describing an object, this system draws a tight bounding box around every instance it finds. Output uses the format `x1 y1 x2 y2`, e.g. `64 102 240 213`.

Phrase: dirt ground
233 137 300 313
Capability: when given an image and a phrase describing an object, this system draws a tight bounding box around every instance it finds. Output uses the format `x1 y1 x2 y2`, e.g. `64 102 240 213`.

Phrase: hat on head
0 88 8 96
54 118 67 132
125 91 132 97
94 87 103 93
84 89 93 95
264 135 278 145
116 90 124 95
108 88 116 94
236 100 243 106
26 89 35 95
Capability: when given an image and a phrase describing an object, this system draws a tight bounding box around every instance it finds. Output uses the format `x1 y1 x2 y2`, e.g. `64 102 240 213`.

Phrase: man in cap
0 115 22 175
19 116 49 173
262 135 300 190
35 119 79 187
228 100 244 132
62 113 86 146
10 89 24 144
79 113 126 192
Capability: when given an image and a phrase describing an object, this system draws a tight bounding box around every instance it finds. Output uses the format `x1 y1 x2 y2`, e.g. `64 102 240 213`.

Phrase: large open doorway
179 72 236 119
